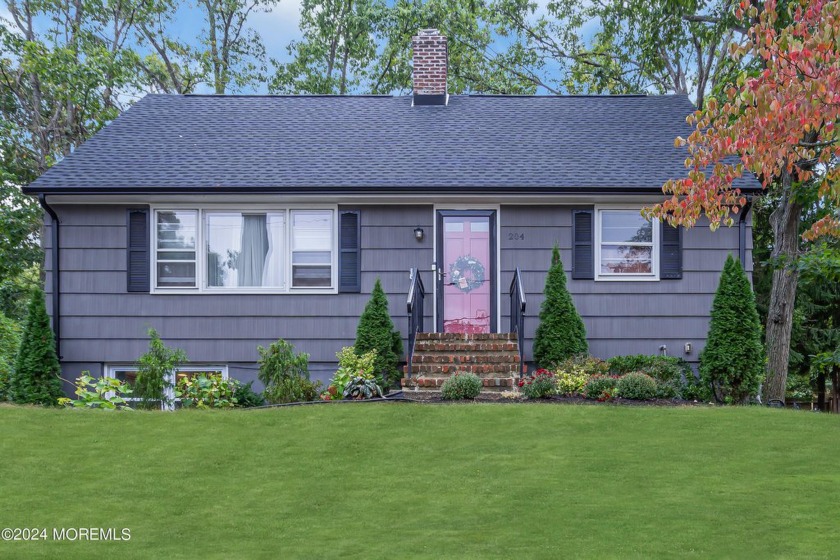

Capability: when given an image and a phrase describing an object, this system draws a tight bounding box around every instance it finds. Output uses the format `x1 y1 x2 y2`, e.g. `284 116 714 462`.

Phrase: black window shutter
339 210 361 293
126 208 150 292
572 209 594 280
660 222 683 279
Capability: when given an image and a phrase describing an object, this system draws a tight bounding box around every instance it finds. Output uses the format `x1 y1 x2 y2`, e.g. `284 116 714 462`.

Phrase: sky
0 0 595 96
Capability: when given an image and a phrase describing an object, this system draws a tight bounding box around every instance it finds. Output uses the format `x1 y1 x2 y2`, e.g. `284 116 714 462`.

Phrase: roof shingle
25 93 762 193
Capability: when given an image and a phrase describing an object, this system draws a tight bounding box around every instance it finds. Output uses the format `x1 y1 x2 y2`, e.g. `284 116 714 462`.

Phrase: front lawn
1 404 838 558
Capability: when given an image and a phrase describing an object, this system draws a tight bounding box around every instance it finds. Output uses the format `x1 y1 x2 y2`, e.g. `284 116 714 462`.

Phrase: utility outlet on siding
684 342 692 354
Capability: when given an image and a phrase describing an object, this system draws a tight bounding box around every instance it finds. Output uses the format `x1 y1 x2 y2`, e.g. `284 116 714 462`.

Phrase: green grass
1 403 839 559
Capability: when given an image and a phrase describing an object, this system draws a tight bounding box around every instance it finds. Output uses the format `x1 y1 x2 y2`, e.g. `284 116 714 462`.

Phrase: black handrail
406 268 426 379
509 267 526 377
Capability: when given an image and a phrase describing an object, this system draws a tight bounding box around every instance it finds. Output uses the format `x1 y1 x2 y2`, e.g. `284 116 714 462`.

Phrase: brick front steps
401 332 522 393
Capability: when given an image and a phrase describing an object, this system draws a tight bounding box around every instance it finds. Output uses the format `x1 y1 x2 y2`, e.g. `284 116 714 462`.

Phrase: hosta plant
518 369 556 399
175 373 239 409
60 373 133 410
342 376 383 400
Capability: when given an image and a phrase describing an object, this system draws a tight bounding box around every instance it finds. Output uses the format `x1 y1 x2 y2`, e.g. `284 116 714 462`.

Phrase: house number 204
508 233 525 241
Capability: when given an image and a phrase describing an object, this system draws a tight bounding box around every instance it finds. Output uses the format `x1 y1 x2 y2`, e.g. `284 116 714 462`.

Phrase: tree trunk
761 170 802 403
832 371 840 414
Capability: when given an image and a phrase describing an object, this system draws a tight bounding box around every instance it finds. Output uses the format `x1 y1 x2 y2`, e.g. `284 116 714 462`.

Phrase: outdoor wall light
414 227 425 241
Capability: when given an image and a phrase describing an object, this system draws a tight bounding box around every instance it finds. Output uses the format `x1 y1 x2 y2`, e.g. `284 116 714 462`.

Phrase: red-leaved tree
646 0 840 402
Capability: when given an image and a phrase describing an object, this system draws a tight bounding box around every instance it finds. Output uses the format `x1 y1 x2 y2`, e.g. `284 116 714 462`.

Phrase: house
23 29 761 391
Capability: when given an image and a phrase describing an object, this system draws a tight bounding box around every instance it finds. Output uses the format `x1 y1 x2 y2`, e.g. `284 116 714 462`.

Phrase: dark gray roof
26 93 761 194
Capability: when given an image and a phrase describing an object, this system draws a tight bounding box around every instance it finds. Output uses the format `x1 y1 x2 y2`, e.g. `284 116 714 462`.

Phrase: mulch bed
394 391 710 406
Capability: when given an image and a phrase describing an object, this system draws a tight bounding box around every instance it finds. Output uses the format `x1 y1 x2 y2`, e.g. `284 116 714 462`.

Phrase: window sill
594 275 660 282
149 288 339 295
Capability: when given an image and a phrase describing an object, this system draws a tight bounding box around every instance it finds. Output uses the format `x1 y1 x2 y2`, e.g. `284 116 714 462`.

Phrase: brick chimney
412 29 447 106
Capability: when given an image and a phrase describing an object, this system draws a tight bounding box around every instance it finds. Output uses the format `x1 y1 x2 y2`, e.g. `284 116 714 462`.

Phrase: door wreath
449 256 485 293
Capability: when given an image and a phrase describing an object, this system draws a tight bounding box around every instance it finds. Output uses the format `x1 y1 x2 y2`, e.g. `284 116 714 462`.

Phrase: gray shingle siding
499 205 752 364
46 202 750 386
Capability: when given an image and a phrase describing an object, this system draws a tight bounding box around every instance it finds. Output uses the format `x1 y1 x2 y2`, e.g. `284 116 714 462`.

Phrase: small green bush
441 372 482 400
616 372 658 400
175 373 239 409
326 346 378 398
233 381 265 407
553 355 608 395
518 369 557 399
258 338 321 404
582 375 620 401
134 328 188 410
59 373 133 410
607 355 687 384
680 375 713 402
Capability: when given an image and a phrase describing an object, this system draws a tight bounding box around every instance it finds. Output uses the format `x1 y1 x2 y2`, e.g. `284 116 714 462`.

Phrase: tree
0 312 21 400
647 0 840 402
271 0 384 94
134 328 188 410
271 0 536 94
533 246 587 368
196 0 274 93
700 254 765 403
9 287 62 405
354 278 402 388
134 0 205 94
489 0 743 107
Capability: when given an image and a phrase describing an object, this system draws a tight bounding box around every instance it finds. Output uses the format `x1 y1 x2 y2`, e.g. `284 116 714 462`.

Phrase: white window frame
105 364 229 410
150 205 339 294
594 205 660 282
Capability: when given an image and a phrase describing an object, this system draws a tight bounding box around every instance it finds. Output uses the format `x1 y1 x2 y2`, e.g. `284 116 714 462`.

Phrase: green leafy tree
700 254 765 404
354 278 402 388
134 328 188 410
0 312 21 400
9 287 62 405
490 0 743 106
533 246 587 368
271 0 536 95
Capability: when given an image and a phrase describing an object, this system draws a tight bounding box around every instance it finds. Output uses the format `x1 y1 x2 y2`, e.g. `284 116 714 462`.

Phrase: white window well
106 365 228 409
152 207 337 293
595 207 659 281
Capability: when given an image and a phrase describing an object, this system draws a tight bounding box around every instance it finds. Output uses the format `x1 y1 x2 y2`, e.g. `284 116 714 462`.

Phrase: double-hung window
595 208 659 280
152 208 336 292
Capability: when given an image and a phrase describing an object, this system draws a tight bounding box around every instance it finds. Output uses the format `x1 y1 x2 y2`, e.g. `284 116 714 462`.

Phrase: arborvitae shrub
9 287 62 405
700 254 765 404
533 246 588 368
354 278 403 388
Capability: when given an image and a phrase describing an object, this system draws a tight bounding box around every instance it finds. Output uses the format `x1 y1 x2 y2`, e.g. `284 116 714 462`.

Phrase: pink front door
439 213 494 333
